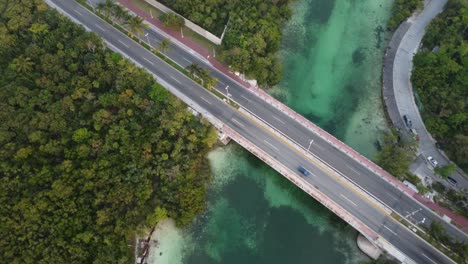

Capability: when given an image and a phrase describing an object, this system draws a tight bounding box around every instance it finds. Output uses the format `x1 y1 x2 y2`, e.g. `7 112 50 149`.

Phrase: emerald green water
149 0 393 263
272 0 392 157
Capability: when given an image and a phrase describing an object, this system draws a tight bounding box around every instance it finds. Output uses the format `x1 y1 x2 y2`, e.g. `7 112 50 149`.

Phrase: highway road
47 1 464 263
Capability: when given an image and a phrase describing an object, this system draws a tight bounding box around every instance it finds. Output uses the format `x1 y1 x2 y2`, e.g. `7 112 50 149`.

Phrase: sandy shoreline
145 218 187 264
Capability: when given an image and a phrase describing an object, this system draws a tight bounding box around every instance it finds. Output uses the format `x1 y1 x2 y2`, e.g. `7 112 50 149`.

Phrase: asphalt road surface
47 1 465 263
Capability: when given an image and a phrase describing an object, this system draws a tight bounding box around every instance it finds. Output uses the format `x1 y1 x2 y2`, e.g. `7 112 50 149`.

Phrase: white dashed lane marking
383 225 398 236
169 75 181 84
118 40 129 48
340 194 358 207
264 140 279 151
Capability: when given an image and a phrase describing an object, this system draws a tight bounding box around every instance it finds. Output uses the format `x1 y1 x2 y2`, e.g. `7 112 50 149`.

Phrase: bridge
47 1 467 263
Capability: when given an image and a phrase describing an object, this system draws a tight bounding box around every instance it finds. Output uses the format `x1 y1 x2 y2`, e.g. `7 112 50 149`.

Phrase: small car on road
447 177 457 186
298 166 311 177
427 156 438 167
403 115 412 128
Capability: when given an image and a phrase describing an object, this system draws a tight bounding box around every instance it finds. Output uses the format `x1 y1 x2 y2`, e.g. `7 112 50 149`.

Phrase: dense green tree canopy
158 0 292 87
0 0 215 262
411 0 468 171
374 129 417 182
387 0 422 30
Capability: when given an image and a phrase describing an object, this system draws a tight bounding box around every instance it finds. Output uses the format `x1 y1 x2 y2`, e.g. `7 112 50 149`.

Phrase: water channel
149 0 393 263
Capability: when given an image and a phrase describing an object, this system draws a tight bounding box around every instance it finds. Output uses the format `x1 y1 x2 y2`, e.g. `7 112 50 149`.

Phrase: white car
427 156 438 167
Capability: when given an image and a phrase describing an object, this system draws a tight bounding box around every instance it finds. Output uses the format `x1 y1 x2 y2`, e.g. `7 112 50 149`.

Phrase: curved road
390 0 468 190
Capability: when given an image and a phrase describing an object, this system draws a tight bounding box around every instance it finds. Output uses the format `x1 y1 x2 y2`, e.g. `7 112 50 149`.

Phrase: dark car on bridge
298 166 311 177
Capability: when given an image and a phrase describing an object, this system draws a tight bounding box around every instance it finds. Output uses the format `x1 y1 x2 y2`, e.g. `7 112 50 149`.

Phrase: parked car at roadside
427 156 438 167
447 177 457 186
403 115 412 129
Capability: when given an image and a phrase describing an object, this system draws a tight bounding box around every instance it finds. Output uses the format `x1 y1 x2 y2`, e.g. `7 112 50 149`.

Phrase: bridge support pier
217 129 231 145
357 234 382 260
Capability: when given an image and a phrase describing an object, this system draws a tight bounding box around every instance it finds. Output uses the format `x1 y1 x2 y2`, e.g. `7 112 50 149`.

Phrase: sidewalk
118 0 468 230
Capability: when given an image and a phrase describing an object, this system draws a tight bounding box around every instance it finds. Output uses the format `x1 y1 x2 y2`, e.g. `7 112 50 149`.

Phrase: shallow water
148 0 393 263
272 0 392 157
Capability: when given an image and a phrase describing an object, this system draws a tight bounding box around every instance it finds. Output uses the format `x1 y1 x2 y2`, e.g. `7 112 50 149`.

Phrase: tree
417 184 430 195
159 12 184 28
205 76 218 90
434 164 456 179
375 129 417 181
96 0 115 19
0 3 214 262
112 4 129 23
10 55 34 74
185 63 215 87
157 38 172 54
149 83 169 102
185 63 202 77
155 0 294 86
428 222 447 242
412 0 468 171
126 16 148 40
387 0 423 30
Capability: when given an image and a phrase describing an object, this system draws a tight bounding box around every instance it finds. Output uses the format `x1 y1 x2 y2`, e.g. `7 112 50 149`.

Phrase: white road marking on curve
383 225 398 236
263 140 279 151
340 194 358 207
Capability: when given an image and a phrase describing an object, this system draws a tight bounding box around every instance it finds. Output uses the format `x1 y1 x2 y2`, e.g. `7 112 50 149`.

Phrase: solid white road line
169 75 181 84
95 25 105 31
143 58 154 65
383 225 398 236
182 56 191 63
118 40 129 48
264 140 279 151
75 10 83 16
272 115 285 124
346 165 361 175
421 253 438 264
340 194 358 207
232 118 245 128
200 96 212 105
